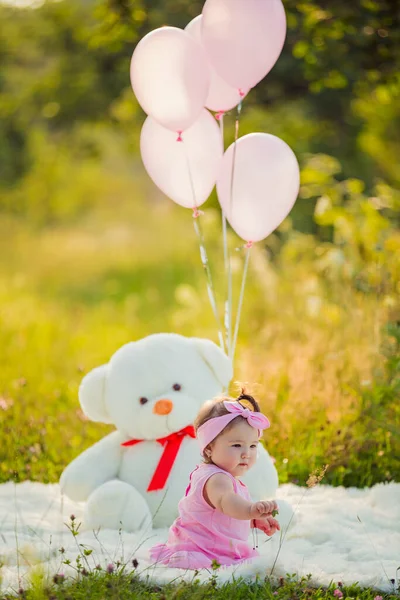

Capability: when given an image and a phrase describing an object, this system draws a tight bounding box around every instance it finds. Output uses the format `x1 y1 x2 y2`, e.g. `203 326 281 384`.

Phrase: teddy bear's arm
60 431 124 502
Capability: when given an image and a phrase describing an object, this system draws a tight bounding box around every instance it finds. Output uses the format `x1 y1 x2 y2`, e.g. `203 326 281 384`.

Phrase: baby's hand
249 500 278 519
253 516 280 536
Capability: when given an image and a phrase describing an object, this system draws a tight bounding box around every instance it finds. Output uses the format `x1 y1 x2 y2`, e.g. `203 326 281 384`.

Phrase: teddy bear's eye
173 383 181 391
139 397 148 405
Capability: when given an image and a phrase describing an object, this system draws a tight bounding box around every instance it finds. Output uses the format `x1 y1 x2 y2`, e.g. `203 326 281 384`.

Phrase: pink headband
196 401 270 453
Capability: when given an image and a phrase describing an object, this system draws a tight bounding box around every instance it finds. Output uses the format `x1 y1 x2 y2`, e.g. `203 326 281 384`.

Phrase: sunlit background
0 0 399 489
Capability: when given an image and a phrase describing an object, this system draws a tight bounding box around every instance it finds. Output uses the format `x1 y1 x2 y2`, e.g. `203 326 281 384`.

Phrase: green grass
3 564 399 600
2 514 399 599
0 166 399 487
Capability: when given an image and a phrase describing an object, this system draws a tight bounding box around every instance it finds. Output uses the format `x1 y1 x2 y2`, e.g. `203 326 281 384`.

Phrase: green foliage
2 562 399 600
310 155 400 294
1 0 399 199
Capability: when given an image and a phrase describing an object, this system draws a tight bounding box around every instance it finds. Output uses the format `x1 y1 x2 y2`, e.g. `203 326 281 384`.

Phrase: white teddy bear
60 333 279 532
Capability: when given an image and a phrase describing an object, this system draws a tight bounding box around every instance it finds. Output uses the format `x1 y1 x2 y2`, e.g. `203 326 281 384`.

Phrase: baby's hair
194 389 261 463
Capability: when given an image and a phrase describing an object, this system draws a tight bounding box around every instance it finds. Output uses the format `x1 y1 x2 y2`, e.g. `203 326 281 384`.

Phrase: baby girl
150 392 280 569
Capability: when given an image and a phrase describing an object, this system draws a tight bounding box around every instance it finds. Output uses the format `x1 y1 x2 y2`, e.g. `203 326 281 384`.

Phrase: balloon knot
176 131 183 142
245 241 253 249
238 88 245 97
215 111 225 121
192 208 204 219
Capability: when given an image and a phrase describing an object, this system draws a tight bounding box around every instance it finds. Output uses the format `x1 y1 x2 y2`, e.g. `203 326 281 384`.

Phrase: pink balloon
216 133 300 242
202 0 287 90
185 15 249 112
131 27 210 132
140 109 223 209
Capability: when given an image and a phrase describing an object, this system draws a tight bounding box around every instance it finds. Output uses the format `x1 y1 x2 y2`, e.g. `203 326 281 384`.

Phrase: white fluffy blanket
0 482 399 594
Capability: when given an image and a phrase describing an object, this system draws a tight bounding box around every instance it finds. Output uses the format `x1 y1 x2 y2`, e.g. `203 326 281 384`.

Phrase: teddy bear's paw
275 498 295 530
82 480 152 533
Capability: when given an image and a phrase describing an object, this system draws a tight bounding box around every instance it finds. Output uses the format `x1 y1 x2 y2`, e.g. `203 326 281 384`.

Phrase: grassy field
3 569 399 600
1 153 399 490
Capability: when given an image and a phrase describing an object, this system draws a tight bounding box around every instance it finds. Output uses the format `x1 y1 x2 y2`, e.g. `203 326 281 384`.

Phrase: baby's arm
205 474 278 520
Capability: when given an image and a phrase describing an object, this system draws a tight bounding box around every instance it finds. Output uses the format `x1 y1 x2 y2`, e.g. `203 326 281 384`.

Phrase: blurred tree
0 0 399 220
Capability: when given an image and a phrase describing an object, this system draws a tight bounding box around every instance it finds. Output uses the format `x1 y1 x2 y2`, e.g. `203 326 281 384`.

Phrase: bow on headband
196 401 270 453
223 401 270 428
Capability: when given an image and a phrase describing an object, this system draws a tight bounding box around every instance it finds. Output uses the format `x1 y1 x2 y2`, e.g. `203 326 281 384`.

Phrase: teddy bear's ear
79 365 113 424
191 338 233 388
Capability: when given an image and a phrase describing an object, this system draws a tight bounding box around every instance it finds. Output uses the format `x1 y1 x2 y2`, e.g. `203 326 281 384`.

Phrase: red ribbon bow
121 425 196 492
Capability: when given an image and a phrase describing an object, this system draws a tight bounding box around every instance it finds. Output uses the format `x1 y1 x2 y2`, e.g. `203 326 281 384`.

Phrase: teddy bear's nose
153 399 173 415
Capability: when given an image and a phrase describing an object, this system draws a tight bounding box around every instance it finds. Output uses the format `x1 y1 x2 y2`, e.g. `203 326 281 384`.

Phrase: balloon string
227 100 243 360
219 115 232 359
193 214 226 354
229 100 242 214
182 141 226 354
231 243 252 363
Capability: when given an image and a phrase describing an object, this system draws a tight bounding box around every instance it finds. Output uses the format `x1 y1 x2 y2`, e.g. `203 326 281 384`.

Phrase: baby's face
209 419 259 478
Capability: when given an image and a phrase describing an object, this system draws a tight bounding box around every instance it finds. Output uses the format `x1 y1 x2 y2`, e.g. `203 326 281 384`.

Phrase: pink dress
150 463 258 569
